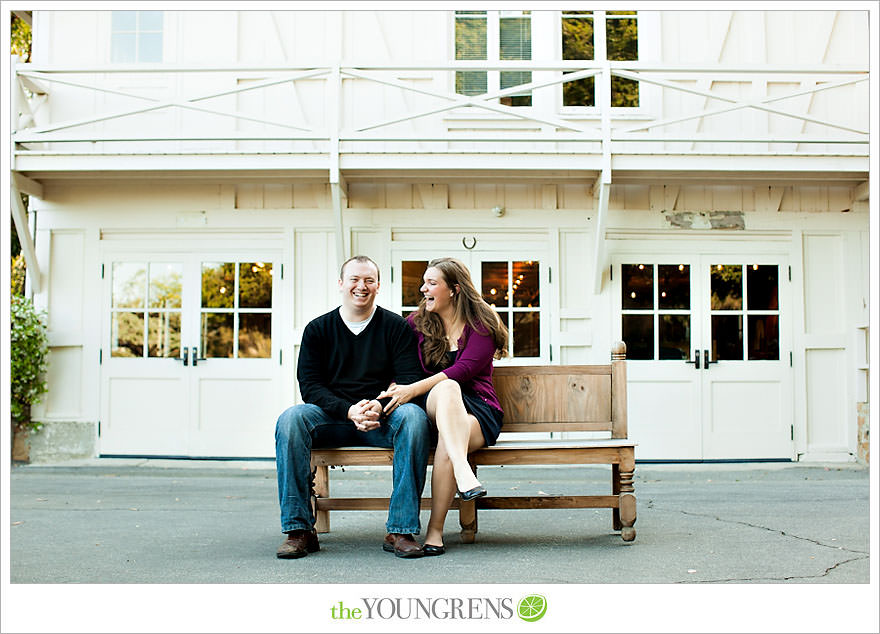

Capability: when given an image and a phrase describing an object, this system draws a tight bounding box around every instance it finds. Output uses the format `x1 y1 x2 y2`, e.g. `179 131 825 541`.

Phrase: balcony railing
12 60 869 165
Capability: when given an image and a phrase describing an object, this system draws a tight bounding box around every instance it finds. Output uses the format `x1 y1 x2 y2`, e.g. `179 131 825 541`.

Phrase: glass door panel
200 261 273 359
620 262 691 361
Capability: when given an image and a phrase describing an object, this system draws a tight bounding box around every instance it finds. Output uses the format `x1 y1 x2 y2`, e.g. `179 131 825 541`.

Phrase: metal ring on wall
462 236 477 250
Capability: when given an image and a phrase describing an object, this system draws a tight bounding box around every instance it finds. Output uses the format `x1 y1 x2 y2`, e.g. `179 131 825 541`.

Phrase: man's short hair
339 255 380 281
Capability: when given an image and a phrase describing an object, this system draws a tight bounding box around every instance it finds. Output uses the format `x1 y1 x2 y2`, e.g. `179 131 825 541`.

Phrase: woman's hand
377 382 418 414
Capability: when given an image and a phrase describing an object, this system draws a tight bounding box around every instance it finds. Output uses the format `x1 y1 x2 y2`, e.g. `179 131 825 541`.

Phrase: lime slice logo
517 594 547 622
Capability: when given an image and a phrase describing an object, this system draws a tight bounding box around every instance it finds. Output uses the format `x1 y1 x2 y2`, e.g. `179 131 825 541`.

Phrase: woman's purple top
406 314 503 413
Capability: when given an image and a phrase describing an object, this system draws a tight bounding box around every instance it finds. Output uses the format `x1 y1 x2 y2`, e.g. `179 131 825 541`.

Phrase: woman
378 257 508 555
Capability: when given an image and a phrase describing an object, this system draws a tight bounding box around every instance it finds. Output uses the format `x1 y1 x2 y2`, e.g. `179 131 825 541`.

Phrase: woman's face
420 266 454 314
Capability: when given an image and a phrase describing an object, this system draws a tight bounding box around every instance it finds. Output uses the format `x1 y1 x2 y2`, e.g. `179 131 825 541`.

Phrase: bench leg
618 453 636 542
612 463 622 531
313 465 330 534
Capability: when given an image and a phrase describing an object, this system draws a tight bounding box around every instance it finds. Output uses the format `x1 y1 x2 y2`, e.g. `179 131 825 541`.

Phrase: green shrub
11 254 26 296
10 294 48 423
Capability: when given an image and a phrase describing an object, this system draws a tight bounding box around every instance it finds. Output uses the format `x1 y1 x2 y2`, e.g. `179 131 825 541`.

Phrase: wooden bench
310 342 636 542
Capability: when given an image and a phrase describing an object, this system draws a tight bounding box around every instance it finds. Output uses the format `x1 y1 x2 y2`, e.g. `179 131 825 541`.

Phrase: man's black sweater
296 306 424 421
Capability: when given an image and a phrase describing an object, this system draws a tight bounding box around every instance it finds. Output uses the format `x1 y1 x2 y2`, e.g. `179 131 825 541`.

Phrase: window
562 10 639 107
455 10 532 106
111 11 163 63
398 258 543 360
711 264 779 361
111 262 182 358
201 262 273 359
621 263 690 360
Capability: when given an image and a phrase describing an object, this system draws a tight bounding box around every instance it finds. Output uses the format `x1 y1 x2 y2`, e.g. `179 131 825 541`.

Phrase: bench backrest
491 342 627 439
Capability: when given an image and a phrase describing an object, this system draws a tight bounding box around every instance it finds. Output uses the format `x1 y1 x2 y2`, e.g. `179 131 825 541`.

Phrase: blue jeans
275 403 430 534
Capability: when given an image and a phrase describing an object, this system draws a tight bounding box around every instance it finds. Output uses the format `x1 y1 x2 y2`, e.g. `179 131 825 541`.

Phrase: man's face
339 260 380 313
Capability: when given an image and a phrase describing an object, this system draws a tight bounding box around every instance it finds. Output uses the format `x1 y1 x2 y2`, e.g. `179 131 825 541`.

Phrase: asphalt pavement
4 458 877 633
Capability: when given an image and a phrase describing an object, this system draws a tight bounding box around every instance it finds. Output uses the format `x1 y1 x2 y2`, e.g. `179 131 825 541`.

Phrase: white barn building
9 8 871 462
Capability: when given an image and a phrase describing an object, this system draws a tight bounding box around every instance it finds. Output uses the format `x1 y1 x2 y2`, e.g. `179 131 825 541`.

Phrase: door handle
703 349 718 370
191 346 207 366
175 348 189 366
686 350 701 368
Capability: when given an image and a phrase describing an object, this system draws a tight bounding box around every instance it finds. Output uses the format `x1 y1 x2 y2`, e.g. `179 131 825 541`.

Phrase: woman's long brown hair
411 257 509 369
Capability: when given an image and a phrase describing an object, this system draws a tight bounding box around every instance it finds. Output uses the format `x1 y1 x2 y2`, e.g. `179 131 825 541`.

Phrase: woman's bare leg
424 422 485 548
426 379 484 492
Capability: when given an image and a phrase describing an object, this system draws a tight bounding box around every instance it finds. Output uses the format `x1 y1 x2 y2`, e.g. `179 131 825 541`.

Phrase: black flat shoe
423 544 446 556
458 485 487 501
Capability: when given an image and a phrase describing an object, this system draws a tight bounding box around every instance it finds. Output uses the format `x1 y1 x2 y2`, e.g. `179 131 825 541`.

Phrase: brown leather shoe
382 533 424 558
276 529 319 559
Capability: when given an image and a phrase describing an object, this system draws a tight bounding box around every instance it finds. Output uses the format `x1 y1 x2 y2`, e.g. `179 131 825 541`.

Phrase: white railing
12 60 869 161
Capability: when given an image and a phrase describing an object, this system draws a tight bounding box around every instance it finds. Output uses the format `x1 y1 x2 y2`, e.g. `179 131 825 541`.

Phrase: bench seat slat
315 495 620 511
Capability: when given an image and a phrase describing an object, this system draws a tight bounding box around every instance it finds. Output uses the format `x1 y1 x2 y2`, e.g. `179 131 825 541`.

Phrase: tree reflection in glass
202 262 235 309
711 265 742 310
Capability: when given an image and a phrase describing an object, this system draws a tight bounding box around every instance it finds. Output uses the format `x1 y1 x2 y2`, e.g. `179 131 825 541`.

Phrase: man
274 255 431 559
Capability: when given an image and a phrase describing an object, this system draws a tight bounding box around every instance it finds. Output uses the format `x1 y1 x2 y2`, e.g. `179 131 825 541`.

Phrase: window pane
239 262 272 308
112 312 144 357
455 11 487 96
512 261 539 307
606 16 638 60
513 312 540 357
658 264 689 310
148 311 181 358
747 265 779 310
711 265 743 310
659 315 690 360
611 76 639 107
500 16 531 60
622 264 653 309
149 263 182 309
402 261 428 307
562 12 594 106
202 313 234 358
500 71 532 106
456 71 488 96
113 262 146 308
239 313 272 358
496 310 509 351
482 261 509 307
562 13 593 60
112 11 137 31
563 76 595 107
138 31 163 62
748 315 779 360
202 262 235 308
455 13 487 60
111 33 136 63
138 10 163 31
712 315 743 360
623 314 653 360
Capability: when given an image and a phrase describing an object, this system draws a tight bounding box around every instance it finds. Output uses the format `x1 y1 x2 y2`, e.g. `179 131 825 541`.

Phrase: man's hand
348 399 382 432
377 382 418 415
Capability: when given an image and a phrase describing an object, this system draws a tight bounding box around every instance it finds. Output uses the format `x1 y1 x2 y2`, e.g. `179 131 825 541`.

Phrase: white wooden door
613 254 794 460
100 251 282 457
697 256 793 459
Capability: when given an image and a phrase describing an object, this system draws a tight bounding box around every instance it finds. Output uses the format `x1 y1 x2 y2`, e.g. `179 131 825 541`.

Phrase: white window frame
557 9 654 116
448 10 534 113
447 10 659 121
108 10 167 64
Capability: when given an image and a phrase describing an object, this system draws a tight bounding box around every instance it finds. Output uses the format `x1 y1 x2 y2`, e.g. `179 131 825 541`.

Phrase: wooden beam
10 185 41 293
330 182 348 267
12 172 44 199
853 180 869 202
592 180 610 294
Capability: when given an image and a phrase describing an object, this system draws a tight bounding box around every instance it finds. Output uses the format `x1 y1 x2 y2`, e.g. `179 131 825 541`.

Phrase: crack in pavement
677 555 869 584
666 507 869 555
